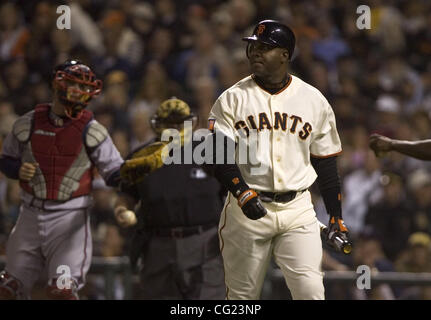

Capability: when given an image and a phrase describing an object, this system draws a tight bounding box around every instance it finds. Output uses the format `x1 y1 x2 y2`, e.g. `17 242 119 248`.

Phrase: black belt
29 197 46 211
147 224 215 238
257 190 307 203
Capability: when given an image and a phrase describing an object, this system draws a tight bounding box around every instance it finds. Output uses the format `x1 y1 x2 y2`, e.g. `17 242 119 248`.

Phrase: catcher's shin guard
46 277 79 300
0 271 25 300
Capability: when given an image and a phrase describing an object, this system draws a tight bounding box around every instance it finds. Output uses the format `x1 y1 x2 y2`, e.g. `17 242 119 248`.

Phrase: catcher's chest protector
20 104 94 200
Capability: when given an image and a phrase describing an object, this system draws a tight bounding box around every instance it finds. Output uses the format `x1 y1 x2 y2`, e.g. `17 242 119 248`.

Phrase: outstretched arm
369 134 431 160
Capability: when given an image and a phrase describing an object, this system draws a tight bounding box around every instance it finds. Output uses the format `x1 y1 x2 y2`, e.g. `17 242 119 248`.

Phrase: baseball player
370 133 431 160
0 59 123 299
207 20 349 300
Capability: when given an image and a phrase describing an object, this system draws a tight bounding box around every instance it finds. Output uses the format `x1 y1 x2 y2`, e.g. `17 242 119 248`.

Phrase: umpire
115 98 226 299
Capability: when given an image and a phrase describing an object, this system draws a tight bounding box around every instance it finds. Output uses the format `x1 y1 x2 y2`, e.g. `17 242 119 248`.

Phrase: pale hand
114 206 137 228
19 162 39 182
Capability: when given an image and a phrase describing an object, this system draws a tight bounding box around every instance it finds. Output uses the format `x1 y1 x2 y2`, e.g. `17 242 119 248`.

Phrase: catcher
115 98 226 299
0 59 123 300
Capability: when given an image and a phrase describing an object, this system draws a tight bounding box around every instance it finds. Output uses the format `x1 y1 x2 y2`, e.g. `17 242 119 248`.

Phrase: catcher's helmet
243 20 295 60
53 59 102 119
150 97 197 134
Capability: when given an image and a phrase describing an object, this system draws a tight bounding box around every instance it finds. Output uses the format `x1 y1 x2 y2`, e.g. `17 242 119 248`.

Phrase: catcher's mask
151 98 197 136
53 59 102 120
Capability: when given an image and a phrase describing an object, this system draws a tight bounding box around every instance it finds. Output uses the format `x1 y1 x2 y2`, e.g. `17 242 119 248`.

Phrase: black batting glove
326 216 352 254
237 189 267 220
327 216 348 240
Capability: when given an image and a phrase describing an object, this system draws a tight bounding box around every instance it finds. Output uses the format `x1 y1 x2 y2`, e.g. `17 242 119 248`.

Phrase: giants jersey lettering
208 75 342 192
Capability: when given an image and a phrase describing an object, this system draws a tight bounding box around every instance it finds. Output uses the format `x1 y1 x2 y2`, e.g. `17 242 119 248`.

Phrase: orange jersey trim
218 193 231 299
310 150 343 158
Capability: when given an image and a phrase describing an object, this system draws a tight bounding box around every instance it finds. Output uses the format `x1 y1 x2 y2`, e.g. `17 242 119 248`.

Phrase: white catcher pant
219 190 324 300
5 204 92 297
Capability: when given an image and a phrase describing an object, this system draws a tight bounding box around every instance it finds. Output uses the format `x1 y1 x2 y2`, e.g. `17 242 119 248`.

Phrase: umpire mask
150 98 197 145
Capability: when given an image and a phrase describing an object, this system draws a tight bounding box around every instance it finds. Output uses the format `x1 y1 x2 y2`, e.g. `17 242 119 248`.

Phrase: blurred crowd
0 0 431 299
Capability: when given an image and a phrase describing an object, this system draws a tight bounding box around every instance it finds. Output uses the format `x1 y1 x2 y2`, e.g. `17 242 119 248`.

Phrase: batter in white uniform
207 20 349 300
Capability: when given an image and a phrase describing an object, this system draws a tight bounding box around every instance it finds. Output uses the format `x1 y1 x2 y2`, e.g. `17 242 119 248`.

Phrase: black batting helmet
243 20 296 60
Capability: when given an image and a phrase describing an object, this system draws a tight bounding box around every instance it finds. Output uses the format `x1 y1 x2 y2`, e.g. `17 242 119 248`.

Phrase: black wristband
320 186 342 218
0 155 21 180
214 163 249 198
204 131 249 198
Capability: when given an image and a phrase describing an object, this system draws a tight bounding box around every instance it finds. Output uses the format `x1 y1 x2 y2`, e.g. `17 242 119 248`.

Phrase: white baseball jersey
209 74 342 192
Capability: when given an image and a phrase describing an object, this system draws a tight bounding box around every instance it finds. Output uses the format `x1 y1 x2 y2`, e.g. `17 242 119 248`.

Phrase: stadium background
0 0 430 299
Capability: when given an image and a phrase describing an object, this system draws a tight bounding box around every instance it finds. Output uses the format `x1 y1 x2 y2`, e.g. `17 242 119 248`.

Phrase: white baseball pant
218 190 324 300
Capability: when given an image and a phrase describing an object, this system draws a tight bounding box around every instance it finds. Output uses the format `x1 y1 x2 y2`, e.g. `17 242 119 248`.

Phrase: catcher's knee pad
0 270 24 300
46 277 79 300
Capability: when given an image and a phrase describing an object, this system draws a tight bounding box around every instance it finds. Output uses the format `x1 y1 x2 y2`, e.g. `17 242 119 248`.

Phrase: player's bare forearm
370 134 431 160
391 139 431 160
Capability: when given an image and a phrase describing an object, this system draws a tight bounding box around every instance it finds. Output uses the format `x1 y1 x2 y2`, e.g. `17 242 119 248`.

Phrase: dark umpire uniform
118 98 226 299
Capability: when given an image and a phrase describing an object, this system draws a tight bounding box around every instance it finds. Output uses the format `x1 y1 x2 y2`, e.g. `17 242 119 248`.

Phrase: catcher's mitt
120 141 168 185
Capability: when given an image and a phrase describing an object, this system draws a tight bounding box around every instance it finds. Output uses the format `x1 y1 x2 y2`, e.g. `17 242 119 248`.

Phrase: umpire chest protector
20 104 94 201
134 147 223 228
